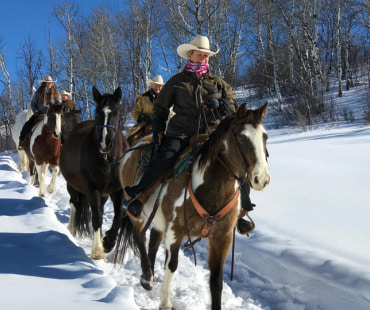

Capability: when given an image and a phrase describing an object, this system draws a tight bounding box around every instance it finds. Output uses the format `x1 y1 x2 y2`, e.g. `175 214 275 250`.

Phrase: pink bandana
185 60 209 78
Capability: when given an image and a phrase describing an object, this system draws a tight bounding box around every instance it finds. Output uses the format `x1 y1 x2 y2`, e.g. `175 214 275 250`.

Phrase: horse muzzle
250 172 270 191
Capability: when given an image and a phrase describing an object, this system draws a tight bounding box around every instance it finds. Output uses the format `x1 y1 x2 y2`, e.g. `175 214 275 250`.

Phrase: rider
131 75 165 123
18 75 61 150
61 90 77 112
125 35 255 234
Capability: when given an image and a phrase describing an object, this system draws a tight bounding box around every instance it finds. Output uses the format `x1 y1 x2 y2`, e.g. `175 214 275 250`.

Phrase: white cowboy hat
38 75 57 85
177 35 219 60
147 75 165 85
61 90 72 100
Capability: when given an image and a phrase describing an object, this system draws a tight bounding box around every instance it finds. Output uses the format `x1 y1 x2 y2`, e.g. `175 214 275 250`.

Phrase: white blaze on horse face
55 113 62 137
100 106 111 150
242 124 270 191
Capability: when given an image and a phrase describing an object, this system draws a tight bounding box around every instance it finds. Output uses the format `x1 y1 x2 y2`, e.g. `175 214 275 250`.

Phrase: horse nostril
254 176 260 185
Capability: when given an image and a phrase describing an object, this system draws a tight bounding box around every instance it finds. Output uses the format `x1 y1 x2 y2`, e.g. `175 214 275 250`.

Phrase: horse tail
75 193 92 237
114 212 140 265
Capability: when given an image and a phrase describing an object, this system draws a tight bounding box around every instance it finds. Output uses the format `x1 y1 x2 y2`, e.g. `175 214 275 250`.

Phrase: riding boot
124 136 188 218
18 115 37 150
237 217 255 235
237 181 256 235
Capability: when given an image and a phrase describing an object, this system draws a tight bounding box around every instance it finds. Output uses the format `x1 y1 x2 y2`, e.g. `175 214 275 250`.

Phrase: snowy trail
4 120 370 310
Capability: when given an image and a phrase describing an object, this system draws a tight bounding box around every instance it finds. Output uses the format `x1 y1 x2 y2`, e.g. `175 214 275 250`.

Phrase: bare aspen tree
336 0 343 97
0 53 15 146
17 35 42 99
53 2 78 95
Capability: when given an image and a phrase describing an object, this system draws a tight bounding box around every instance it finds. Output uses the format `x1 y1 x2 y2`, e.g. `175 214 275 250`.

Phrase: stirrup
17 145 23 151
237 213 255 236
124 195 143 219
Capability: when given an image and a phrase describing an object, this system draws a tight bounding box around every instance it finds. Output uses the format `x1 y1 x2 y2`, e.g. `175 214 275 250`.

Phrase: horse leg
47 164 60 193
159 235 183 310
88 190 105 260
103 189 124 253
36 163 48 197
128 222 153 291
67 185 81 236
148 228 164 275
18 150 28 172
208 234 233 310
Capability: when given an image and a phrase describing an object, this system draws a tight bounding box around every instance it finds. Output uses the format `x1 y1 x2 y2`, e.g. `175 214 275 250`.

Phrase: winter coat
131 89 157 122
61 100 77 113
152 69 237 138
31 87 61 114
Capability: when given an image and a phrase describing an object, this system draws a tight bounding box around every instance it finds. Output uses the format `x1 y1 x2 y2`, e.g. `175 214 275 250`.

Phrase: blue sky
0 0 117 78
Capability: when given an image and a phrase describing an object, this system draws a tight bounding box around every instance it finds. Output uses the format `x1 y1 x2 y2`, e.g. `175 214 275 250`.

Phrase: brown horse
60 87 129 260
24 104 63 197
116 102 270 310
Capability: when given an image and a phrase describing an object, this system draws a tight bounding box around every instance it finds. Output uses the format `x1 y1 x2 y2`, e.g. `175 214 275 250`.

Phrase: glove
33 110 40 116
218 98 230 116
137 113 152 123
152 131 163 145
203 98 219 110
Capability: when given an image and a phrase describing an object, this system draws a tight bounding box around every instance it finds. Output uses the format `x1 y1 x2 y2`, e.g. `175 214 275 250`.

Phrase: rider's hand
203 98 219 110
137 113 152 123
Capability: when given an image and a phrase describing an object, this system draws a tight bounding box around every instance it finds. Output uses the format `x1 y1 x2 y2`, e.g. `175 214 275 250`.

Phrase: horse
11 104 33 172
61 109 81 143
24 104 63 197
59 87 130 260
115 102 270 310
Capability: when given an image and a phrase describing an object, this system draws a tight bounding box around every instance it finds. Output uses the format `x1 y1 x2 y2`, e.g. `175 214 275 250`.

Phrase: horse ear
114 87 122 100
236 102 248 117
92 86 101 102
256 101 269 119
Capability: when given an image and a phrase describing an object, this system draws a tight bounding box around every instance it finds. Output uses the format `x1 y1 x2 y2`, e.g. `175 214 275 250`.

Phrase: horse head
46 104 63 139
200 102 270 191
93 86 122 154
233 102 270 190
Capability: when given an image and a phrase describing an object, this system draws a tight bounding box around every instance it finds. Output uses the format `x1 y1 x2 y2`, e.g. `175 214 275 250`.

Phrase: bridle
95 114 121 161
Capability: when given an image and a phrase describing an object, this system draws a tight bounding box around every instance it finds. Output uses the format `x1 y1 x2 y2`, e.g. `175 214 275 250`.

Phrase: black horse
62 109 81 144
60 87 129 259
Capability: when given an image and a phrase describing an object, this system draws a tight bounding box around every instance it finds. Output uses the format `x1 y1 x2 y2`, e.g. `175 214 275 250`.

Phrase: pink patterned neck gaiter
185 60 209 78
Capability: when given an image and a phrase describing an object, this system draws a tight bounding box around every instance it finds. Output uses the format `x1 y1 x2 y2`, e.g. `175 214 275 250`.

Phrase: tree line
1 0 370 150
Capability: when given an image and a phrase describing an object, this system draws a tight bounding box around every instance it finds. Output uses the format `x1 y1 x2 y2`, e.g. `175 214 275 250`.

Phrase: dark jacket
31 87 61 114
152 70 237 138
61 100 77 113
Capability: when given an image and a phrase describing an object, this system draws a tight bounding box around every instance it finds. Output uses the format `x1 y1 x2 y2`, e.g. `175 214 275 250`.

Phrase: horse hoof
91 252 105 260
103 237 115 253
140 273 153 291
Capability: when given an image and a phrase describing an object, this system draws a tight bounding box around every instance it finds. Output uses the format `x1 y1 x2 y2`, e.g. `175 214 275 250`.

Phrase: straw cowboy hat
38 75 57 85
177 35 219 60
61 90 72 100
147 75 165 85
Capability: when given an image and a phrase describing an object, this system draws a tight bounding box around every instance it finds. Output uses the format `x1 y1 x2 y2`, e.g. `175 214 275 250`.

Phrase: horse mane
198 113 235 171
197 102 266 171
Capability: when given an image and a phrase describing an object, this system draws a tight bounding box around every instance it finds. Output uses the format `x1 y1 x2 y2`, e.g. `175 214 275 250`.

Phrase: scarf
185 60 209 78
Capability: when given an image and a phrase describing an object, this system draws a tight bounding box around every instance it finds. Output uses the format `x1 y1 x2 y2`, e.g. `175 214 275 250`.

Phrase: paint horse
116 102 270 310
24 104 63 196
60 87 129 260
